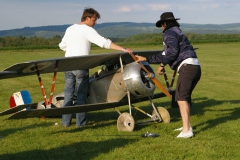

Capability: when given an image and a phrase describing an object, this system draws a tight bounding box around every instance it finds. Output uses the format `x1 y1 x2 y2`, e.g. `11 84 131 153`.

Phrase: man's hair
81 8 100 21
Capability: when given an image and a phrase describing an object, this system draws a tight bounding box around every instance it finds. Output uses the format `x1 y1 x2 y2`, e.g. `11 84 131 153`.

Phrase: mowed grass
0 43 240 160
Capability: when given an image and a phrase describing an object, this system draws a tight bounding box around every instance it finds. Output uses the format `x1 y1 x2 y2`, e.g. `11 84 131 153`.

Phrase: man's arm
109 42 133 53
85 26 133 53
59 34 67 51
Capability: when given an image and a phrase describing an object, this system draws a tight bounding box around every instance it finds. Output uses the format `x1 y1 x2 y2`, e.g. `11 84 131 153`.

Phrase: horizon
1 21 240 32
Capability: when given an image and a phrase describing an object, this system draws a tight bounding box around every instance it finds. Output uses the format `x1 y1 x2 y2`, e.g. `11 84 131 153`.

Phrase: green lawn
0 43 240 160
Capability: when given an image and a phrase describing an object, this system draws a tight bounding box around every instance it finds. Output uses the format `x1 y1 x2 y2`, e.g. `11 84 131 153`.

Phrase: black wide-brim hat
156 12 180 27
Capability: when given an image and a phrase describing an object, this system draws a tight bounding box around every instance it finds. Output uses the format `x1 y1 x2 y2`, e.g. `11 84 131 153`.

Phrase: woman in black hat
135 12 201 138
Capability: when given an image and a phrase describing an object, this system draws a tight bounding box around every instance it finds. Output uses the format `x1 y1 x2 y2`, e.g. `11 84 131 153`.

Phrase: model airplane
0 50 176 132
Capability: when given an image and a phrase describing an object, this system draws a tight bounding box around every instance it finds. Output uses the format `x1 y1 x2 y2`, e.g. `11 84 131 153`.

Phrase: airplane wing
0 50 163 80
9 102 120 119
7 91 174 119
0 103 38 116
0 52 128 79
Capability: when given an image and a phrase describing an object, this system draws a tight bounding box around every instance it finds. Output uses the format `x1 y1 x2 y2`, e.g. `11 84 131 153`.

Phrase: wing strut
162 68 177 91
35 60 59 108
128 52 171 98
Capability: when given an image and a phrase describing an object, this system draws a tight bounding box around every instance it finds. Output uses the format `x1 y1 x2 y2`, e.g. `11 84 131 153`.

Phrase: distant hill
0 22 240 38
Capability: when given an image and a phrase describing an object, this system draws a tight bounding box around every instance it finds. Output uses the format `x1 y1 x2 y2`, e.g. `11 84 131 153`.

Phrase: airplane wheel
152 107 170 123
117 112 135 132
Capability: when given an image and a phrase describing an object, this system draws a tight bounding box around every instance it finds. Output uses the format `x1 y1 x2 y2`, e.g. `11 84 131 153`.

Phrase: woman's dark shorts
175 64 201 104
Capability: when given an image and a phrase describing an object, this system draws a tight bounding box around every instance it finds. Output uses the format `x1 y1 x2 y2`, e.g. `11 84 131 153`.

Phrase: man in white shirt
59 7 133 127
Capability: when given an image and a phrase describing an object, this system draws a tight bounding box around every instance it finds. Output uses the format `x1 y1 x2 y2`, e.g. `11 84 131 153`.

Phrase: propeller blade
128 52 171 98
151 77 171 98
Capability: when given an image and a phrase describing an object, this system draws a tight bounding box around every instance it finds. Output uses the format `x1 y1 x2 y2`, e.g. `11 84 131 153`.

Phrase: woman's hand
135 55 146 62
157 65 164 75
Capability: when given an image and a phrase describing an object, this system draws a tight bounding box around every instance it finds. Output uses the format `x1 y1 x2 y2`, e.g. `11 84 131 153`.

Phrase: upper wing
0 52 128 79
0 50 163 80
135 50 163 58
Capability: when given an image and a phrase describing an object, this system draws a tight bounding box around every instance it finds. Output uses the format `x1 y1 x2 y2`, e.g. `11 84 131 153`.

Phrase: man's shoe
176 130 194 138
174 127 192 131
76 125 85 128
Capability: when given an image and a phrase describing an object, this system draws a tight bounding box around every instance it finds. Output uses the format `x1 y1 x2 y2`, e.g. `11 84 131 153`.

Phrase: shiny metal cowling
123 62 155 97
87 70 126 103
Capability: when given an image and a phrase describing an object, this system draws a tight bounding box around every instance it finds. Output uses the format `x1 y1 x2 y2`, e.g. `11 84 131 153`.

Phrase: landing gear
152 107 170 123
116 106 170 132
117 112 135 132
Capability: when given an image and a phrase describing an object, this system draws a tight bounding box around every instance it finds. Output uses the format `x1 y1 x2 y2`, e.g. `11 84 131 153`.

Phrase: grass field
0 43 240 160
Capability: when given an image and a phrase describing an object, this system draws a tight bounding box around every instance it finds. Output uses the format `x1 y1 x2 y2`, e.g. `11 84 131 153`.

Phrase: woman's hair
81 8 100 21
163 20 180 32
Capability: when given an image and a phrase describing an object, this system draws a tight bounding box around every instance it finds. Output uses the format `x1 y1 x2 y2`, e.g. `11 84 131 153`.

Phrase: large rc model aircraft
0 50 176 132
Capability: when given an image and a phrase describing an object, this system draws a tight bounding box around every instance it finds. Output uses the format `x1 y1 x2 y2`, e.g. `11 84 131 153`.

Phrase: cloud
114 3 173 13
115 6 132 13
115 4 146 13
148 4 172 11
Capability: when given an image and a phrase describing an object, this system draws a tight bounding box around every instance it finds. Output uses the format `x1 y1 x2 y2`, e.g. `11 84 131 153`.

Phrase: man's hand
124 48 133 54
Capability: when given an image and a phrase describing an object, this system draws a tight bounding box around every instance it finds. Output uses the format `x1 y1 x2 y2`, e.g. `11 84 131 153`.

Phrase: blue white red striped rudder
9 90 32 110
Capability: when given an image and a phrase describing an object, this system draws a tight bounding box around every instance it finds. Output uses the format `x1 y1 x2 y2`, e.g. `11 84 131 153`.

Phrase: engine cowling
123 62 155 98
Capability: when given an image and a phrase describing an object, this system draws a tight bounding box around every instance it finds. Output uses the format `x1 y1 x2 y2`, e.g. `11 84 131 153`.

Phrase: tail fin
9 90 32 110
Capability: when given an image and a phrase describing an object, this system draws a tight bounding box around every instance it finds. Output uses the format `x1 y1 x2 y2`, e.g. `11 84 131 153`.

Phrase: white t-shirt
59 24 111 57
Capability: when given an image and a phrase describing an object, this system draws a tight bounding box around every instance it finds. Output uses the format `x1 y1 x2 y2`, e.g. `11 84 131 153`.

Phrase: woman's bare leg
177 100 191 133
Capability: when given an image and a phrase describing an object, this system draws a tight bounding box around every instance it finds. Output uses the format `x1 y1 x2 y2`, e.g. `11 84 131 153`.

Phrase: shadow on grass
2 97 238 136
166 96 240 133
51 113 155 134
0 119 54 138
192 98 240 133
84 99 174 131
0 138 138 159
194 107 240 133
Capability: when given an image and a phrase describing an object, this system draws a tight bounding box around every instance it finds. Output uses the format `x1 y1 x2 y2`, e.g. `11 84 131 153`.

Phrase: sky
1 0 240 31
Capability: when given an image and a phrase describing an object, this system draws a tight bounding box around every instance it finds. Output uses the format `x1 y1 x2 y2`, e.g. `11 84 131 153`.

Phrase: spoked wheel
117 112 135 132
152 107 170 123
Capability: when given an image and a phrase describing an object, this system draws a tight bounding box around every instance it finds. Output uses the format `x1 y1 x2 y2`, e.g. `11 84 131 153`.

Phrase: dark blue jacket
146 26 197 70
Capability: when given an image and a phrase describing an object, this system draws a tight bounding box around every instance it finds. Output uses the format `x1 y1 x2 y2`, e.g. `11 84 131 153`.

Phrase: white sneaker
176 130 194 138
174 127 192 131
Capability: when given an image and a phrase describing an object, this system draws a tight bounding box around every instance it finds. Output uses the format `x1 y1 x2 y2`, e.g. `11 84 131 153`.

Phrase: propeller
128 52 171 98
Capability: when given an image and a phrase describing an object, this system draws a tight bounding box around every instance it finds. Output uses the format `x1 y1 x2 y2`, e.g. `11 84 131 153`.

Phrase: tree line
0 33 240 50
123 33 240 44
0 35 62 50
